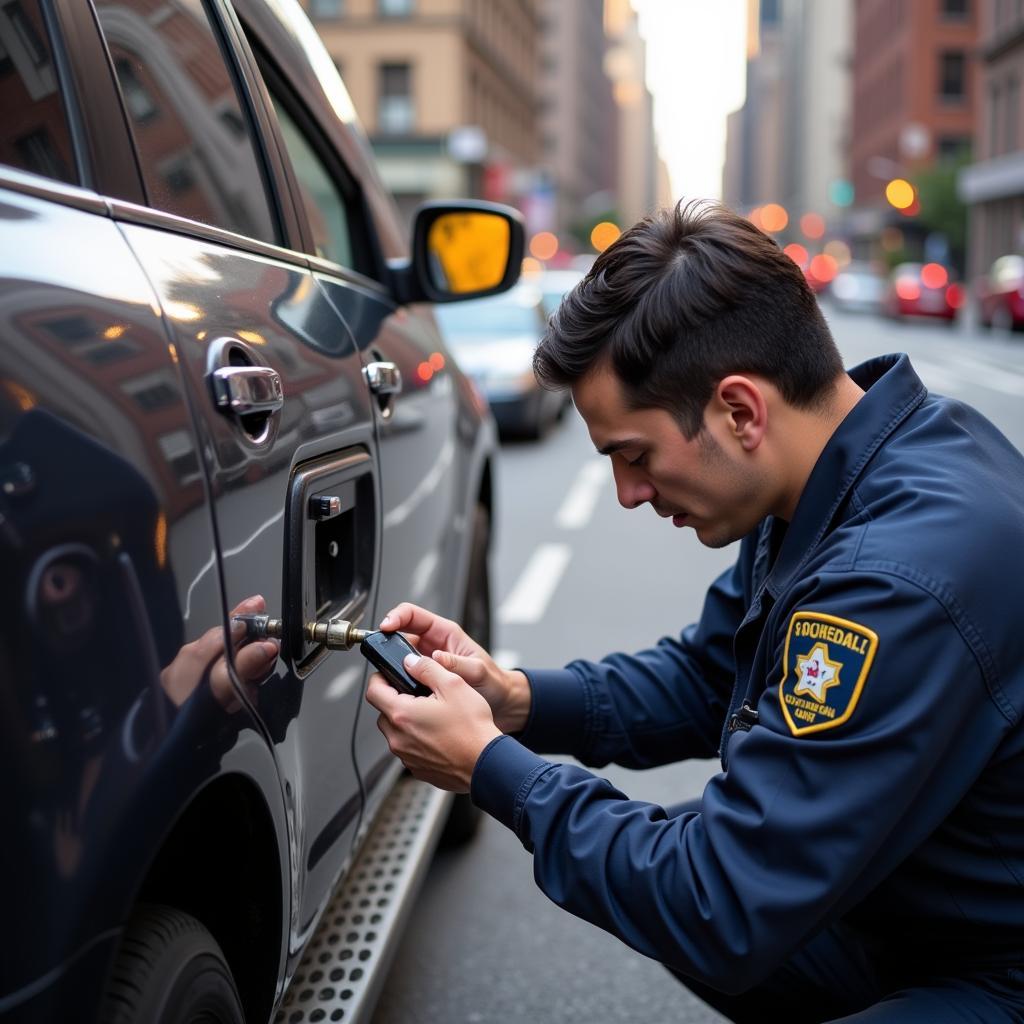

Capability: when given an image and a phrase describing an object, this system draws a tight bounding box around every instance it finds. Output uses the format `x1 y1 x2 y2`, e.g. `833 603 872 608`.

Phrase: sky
632 0 749 202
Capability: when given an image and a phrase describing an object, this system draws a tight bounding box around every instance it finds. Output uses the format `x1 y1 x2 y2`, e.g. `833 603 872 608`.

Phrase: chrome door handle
210 365 284 415
363 361 402 395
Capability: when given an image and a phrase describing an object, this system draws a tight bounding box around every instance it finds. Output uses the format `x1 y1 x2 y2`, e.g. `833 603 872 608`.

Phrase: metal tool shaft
232 613 369 651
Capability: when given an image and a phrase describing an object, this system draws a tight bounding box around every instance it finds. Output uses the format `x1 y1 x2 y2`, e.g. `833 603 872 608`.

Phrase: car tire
99 905 244 1024
440 503 492 848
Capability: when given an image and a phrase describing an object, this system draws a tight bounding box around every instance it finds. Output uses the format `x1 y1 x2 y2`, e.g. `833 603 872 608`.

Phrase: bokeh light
521 256 543 277
529 231 559 261
921 263 948 289
428 352 446 371
417 362 434 382
800 213 825 239
809 253 838 284
760 203 789 233
783 243 809 268
590 221 621 252
879 228 904 253
823 239 852 267
885 178 915 210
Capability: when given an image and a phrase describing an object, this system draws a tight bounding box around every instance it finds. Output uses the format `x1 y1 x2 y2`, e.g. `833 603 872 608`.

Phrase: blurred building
535 0 618 243
604 0 658 228
959 0 1024 278
303 0 541 227
849 0 978 221
723 0 852 236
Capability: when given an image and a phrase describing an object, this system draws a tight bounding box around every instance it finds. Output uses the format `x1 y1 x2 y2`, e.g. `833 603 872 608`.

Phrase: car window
92 0 278 245
0 1 78 185
270 95 354 269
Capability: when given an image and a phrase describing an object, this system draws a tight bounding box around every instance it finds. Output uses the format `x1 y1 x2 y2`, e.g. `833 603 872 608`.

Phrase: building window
941 0 969 17
309 0 343 16
377 62 413 134
379 0 413 16
937 134 970 161
939 51 967 102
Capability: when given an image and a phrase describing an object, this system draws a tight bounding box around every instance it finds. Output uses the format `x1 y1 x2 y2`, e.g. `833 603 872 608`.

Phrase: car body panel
0 0 501 1018
0 180 286 1016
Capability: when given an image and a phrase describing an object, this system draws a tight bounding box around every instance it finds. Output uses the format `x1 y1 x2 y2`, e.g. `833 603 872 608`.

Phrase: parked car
829 261 887 314
537 267 585 318
435 283 567 439
883 262 963 323
0 2 522 1022
976 254 1024 331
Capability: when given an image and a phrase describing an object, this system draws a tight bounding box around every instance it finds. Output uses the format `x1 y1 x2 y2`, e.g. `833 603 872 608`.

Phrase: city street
372 307 1024 1024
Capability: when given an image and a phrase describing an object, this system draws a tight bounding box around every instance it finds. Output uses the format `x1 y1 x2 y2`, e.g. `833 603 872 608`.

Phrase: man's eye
627 452 647 468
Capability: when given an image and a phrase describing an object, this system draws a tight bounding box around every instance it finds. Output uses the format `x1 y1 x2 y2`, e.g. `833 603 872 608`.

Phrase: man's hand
161 595 278 713
365 653 502 793
379 602 531 733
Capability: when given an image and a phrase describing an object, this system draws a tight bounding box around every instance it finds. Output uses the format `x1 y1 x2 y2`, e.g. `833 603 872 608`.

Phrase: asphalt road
371 307 1024 1024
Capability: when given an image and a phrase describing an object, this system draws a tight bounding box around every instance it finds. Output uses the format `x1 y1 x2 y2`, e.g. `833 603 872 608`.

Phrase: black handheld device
360 630 432 697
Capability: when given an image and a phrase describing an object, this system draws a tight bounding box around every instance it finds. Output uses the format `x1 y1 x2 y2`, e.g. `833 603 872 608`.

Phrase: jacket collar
765 352 927 597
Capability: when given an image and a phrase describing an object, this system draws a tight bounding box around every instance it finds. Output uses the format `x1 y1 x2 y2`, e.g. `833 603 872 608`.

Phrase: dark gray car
0 2 520 1021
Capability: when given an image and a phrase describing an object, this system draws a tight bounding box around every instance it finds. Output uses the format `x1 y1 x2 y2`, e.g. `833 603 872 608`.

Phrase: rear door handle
363 361 401 395
210 365 284 415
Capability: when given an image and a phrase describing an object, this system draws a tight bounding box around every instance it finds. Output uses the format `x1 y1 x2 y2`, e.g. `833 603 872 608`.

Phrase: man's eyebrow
596 438 643 456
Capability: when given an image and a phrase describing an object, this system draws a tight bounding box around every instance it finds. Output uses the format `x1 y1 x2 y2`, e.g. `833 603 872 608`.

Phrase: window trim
88 0 287 248
246 33 386 288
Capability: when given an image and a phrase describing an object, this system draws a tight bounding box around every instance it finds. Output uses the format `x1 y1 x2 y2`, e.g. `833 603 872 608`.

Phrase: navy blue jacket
471 354 1024 993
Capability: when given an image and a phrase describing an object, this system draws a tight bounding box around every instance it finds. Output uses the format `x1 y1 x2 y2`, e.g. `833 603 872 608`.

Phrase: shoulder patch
779 611 878 736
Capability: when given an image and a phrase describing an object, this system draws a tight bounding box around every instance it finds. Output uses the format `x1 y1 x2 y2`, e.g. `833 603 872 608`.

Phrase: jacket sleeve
471 569 1012 993
516 533 757 768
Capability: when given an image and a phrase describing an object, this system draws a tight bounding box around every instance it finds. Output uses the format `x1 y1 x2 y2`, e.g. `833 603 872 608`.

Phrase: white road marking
492 649 521 669
938 353 1024 396
556 460 609 529
910 359 965 395
498 543 572 624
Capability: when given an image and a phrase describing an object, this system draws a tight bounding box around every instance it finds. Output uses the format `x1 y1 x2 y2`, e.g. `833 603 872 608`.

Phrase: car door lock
234 613 369 651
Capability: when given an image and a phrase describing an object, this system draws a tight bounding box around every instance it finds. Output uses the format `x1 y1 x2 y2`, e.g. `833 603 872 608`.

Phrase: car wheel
441 503 492 847
99 905 243 1024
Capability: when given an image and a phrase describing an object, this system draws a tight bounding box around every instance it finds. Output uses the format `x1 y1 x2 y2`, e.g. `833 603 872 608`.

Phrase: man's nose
612 461 656 509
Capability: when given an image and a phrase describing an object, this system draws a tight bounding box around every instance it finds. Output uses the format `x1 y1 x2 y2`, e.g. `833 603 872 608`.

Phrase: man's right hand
378 602 531 734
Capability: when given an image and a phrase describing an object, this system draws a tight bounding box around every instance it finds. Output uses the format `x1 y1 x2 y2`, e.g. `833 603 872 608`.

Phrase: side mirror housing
389 200 524 305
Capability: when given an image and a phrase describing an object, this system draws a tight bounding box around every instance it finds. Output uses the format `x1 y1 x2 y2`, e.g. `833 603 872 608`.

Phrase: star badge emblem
793 642 842 703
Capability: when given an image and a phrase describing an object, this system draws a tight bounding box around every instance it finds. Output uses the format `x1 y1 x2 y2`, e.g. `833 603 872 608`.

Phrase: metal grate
275 777 450 1023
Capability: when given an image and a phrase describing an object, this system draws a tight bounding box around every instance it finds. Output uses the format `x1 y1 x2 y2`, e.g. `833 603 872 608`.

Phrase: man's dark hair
534 199 844 437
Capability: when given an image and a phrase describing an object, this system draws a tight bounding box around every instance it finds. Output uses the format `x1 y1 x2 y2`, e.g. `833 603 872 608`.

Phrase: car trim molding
0 166 108 215
106 197 310 269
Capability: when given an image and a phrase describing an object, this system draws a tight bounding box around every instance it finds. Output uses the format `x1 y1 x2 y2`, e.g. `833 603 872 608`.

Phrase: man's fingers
431 650 488 685
403 652 462 695
235 640 279 681
366 672 408 714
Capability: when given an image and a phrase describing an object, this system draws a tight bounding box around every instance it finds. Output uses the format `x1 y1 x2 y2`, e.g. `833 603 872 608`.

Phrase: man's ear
714 375 767 451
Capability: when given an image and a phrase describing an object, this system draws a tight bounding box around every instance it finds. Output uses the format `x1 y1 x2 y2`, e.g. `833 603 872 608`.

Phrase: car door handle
363 361 402 395
210 365 284 415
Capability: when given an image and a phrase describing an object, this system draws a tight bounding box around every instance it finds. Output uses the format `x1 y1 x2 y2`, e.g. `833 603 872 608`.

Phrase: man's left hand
365 652 502 793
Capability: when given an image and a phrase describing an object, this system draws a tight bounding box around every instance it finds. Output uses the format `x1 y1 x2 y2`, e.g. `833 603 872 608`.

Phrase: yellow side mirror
426 212 512 295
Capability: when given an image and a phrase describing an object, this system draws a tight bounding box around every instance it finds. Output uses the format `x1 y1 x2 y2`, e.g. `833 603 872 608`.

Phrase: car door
85 0 378 947
0 1 237 1006
235 13 465 801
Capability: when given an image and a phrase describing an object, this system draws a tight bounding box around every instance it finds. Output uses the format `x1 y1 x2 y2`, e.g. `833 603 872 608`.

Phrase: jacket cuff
471 734 553 835
518 667 590 754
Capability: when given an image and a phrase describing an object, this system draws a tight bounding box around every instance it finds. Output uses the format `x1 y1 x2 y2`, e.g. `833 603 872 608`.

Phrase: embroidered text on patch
779 612 878 736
